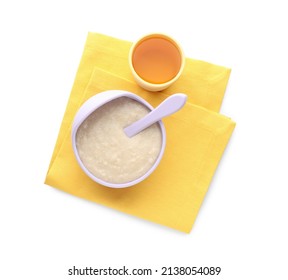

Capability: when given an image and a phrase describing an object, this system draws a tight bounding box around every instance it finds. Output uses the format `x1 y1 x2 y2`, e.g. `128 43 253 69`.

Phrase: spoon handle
124 93 187 138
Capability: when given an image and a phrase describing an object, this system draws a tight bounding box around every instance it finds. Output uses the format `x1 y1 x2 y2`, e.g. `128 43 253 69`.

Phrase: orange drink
129 34 185 91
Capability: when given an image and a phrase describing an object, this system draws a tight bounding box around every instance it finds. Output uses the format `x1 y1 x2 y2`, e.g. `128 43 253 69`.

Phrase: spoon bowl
124 93 187 137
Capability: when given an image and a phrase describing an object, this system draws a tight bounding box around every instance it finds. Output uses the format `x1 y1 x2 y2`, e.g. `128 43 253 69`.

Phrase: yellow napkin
45 33 235 233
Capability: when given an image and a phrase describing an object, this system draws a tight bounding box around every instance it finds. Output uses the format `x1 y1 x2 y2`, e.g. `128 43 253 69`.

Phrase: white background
1 0 287 279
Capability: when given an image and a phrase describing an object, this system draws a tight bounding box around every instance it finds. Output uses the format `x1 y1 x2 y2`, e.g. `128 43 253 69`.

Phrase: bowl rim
71 90 166 188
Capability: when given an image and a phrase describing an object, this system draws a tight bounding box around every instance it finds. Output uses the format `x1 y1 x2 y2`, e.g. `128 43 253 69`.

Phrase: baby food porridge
76 97 162 184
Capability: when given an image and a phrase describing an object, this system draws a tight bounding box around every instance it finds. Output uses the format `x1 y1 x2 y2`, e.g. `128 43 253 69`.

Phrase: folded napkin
45 33 235 233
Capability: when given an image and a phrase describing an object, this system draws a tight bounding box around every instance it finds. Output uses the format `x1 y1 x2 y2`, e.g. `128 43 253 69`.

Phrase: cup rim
129 33 185 90
71 90 166 188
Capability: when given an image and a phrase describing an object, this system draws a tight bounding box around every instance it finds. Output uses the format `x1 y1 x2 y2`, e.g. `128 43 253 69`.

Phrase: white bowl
71 90 166 188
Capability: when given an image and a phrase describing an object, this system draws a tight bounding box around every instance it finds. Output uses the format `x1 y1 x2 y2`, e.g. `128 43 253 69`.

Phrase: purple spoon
124 93 187 138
